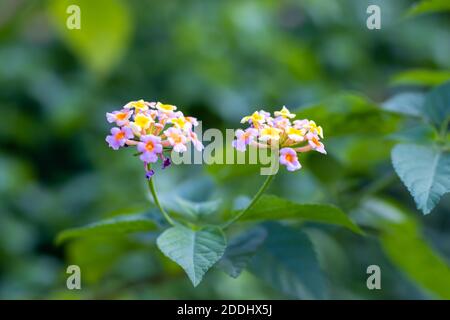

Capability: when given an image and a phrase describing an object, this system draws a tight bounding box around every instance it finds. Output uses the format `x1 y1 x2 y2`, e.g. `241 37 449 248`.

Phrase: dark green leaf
249 223 326 299
356 198 450 299
217 226 267 278
391 144 450 214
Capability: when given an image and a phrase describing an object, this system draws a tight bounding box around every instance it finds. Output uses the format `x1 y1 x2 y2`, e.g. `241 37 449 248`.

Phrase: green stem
147 167 175 226
223 174 275 228
439 117 449 139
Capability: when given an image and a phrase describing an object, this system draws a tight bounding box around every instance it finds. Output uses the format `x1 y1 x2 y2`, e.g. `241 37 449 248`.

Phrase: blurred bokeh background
1 0 449 299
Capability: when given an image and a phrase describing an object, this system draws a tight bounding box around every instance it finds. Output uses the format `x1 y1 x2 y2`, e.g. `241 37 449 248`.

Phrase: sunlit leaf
407 0 450 17
56 213 159 244
390 69 450 87
48 0 132 76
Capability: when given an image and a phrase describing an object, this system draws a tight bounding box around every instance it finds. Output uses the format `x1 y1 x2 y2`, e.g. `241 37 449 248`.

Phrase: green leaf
240 194 362 233
423 81 450 130
217 226 267 278
56 213 159 244
382 223 450 299
249 223 326 299
161 197 222 223
406 0 450 17
356 198 450 299
48 0 132 76
391 144 450 214
390 69 450 87
156 226 226 286
382 92 425 117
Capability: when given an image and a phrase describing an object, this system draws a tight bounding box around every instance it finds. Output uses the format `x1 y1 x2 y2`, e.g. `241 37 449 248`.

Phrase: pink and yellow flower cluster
106 99 203 178
233 106 326 171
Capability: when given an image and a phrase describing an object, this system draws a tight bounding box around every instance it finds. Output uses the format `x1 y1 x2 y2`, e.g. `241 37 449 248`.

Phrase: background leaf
240 194 361 233
423 81 450 129
407 0 450 17
390 69 450 87
382 92 425 117
355 198 450 299
156 226 226 286
217 226 267 278
48 0 132 76
249 223 326 299
391 144 450 214
56 213 160 244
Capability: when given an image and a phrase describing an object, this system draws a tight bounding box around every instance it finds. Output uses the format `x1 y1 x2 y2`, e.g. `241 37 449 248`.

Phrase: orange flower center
145 141 154 152
116 113 127 120
115 132 125 140
285 153 294 163
312 137 320 146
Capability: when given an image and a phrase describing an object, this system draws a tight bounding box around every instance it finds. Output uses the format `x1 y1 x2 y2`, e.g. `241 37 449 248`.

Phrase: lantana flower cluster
233 106 326 171
106 99 203 179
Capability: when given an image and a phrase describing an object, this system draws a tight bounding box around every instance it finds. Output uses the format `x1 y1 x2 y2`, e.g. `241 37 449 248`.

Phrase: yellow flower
240 111 267 129
308 120 323 138
133 113 153 130
125 99 149 112
259 126 282 141
169 116 191 130
274 106 295 119
156 102 177 113
286 127 305 142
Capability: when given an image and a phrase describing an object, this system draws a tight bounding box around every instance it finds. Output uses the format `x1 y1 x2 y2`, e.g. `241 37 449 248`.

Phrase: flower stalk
147 165 175 226
223 174 275 228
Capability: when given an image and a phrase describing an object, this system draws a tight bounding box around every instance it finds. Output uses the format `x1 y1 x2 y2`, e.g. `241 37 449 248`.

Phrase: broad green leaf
157 226 226 286
240 194 361 233
423 81 450 130
217 226 267 278
56 213 159 244
406 0 450 17
392 144 450 214
382 92 425 117
356 198 450 299
249 223 326 299
390 69 450 87
48 0 132 76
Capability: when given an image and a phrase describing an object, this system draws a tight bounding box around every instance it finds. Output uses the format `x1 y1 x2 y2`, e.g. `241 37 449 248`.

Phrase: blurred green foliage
0 0 450 299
